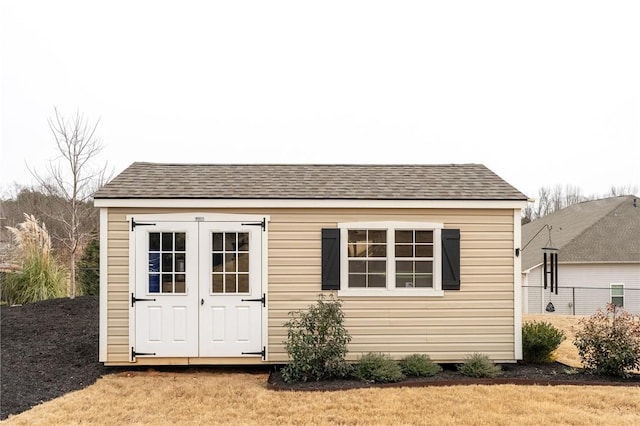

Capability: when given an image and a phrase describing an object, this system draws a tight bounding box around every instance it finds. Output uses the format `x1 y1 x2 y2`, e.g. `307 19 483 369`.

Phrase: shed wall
105 207 516 364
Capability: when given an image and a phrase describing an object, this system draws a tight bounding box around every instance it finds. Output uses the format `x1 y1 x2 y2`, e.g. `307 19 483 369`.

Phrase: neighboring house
94 162 528 366
521 196 640 315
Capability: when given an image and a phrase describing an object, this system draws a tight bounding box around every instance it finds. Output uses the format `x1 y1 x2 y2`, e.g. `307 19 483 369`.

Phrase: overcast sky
1 1 639 200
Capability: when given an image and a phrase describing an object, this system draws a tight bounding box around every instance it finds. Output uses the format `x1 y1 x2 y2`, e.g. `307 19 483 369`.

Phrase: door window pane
147 232 187 294
210 232 251 294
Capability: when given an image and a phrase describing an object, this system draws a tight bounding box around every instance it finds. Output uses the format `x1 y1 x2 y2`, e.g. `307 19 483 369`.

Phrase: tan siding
104 207 516 365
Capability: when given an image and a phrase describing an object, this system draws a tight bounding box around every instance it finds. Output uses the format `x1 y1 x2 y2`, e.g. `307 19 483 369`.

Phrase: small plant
281 293 351 383
354 353 405 383
522 320 565 364
457 353 502 378
399 354 442 377
574 304 640 377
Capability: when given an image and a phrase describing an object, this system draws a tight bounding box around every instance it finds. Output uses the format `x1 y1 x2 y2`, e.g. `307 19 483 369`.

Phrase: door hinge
131 218 156 231
241 346 266 360
131 347 156 361
241 217 266 231
131 292 157 307
241 293 266 307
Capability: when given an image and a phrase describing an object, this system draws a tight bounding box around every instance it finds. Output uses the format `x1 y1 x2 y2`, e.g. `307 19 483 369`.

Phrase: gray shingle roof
522 196 640 270
94 162 528 201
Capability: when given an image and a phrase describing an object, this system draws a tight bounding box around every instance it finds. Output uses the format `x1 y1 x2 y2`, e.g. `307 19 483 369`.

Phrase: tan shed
95 163 528 366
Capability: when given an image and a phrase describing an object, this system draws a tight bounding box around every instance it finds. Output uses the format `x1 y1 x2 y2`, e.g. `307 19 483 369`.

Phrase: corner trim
513 209 523 360
99 208 108 362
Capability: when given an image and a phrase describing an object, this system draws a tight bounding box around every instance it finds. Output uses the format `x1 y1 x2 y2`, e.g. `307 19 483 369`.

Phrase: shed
94 163 528 365
522 196 640 315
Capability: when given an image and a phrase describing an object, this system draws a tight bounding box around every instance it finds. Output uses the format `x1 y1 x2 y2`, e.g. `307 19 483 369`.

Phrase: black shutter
442 228 461 290
321 228 340 290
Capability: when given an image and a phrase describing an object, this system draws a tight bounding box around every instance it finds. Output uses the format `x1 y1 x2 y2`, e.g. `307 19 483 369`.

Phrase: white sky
1 1 639 200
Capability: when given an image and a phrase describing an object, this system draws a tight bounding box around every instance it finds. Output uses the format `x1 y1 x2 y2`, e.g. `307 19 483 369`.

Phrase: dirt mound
1 296 110 419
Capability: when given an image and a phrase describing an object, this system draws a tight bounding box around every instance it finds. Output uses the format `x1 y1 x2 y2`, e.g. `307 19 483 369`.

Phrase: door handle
201 298 204 306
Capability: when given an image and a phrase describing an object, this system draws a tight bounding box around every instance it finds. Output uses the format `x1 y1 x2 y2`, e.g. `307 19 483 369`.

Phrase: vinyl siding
524 263 640 315
104 207 516 365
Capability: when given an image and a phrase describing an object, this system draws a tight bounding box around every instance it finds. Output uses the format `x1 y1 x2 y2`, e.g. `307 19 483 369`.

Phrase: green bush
281 293 352 383
574 304 640 377
522 321 565 363
77 236 100 296
399 354 442 377
354 353 405 383
457 353 502 378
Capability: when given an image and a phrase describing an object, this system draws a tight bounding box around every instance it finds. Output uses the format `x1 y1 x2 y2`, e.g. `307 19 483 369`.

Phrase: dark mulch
2 296 639 420
1 295 111 420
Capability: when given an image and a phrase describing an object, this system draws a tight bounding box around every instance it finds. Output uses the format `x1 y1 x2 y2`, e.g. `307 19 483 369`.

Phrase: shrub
2 214 67 304
457 353 502 378
399 354 442 377
77 236 100 296
522 320 565 363
354 353 405 383
574 304 640 377
281 293 351 383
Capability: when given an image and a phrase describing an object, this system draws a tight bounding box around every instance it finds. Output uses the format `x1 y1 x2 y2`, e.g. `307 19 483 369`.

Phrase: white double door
133 220 262 358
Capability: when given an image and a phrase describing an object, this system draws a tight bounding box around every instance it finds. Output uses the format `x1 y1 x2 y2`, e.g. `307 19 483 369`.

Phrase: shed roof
94 163 527 201
521 196 640 270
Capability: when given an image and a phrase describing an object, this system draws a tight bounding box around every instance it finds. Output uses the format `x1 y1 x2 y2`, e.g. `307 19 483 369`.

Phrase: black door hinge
131 218 156 231
241 293 266 307
241 218 266 231
131 292 157 307
241 346 266 360
131 347 156 360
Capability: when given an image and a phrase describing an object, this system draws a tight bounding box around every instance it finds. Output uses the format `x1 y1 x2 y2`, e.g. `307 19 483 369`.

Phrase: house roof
521 196 640 270
94 162 528 201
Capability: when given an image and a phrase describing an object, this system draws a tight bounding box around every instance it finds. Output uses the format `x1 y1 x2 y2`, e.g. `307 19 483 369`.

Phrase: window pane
238 274 249 293
349 260 366 273
175 233 186 251
415 261 433 273
368 245 387 257
149 253 160 273
395 230 413 243
416 231 433 243
611 285 624 296
348 243 367 257
175 253 185 272
415 274 433 288
212 274 223 293
237 233 249 251
348 230 367 243
368 274 386 287
612 296 624 307
368 260 386 273
162 233 173 251
149 233 160 251
237 253 249 273
175 274 186 293
225 233 236 251
395 245 413 257
349 274 366 288
226 254 236 272
162 274 173 292
149 274 160 293
396 261 413 273
212 233 223 251
225 274 236 293
368 230 387 243
396 275 414 288
415 245 433 257
212 253 223 272
162 253 173 272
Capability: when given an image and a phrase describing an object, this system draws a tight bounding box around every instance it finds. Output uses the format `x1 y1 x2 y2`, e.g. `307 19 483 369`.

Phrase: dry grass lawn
6 314 640 425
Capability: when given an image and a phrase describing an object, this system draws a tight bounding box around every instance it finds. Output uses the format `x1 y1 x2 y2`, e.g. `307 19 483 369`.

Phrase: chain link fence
523 285 640 316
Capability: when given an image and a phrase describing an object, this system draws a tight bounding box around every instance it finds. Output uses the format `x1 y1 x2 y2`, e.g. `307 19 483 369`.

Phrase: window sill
337 289 445 297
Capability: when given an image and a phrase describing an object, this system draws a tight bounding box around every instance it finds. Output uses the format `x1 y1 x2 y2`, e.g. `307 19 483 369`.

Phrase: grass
3 370 640 425
5 314 639 425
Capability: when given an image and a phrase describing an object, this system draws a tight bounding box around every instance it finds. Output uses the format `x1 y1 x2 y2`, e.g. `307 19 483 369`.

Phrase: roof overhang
94 198 529 209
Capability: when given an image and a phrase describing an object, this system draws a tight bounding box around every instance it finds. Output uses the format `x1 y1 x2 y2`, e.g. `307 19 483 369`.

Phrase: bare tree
609 185 639 197
29 108 110 298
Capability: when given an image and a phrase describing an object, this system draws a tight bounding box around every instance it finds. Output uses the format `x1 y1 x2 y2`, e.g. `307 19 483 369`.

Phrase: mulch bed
2 296 639 420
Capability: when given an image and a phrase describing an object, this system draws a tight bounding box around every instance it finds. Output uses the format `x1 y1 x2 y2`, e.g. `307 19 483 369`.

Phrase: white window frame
610 283 624 307
338 221 444 297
